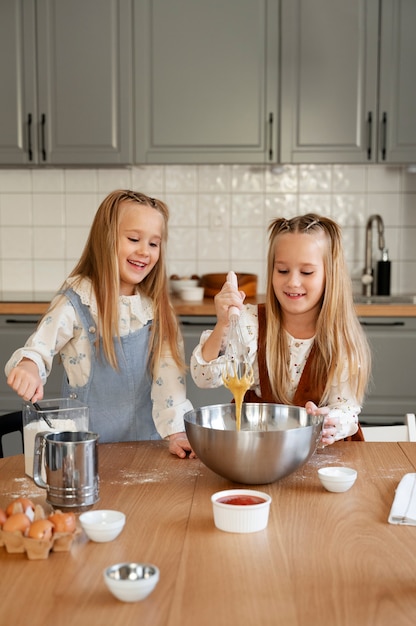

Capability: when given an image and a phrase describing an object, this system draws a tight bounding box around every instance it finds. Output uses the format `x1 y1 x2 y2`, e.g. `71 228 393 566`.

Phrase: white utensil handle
227 271 240 318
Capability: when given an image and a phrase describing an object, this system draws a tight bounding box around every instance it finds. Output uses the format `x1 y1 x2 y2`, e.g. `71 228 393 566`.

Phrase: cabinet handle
27 114 33 162
381 112 387 160
268 112 274 161
5 319 39 325
366 112 372 160
41 113 47 161
360 321 405 327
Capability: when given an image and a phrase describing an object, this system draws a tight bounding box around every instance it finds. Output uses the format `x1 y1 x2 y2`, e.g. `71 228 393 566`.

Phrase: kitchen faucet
361 214 385 296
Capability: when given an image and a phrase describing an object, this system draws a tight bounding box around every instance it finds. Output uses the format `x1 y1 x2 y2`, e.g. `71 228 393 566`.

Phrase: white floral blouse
190 304 361 441
4 277 193 439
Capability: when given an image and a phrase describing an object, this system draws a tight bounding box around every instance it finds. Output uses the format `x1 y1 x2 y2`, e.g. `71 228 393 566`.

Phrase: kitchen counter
1 295 416 317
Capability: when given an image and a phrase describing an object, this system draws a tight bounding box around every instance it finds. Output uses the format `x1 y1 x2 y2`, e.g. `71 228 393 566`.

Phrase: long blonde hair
61 190 184 376
265 213 371 405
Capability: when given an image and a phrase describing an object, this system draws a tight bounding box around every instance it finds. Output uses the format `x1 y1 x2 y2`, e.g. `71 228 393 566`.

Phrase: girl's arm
191 304 259 389
5 296 77 402
151 338 195 459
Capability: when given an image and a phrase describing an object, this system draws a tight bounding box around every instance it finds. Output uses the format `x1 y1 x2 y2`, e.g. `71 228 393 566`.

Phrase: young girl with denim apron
6 190 195 458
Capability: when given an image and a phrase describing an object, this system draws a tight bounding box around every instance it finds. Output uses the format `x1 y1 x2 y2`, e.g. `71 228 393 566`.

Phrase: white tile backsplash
166 165 197 193
97 169 132 194
0 169 32 192
65 194 99 226
33 194 65 226
198 165 231 192
265 165 298 193
332 165 367 193
367 165 401 193
1 227 33 259
231 165 265 192
0 193 32 225
32 169 65 193
131 165 164 192
64 169 98 192
299 165 332 192
33 227 66 259
0 164 415 297
1 260 34 293
33 260 66 291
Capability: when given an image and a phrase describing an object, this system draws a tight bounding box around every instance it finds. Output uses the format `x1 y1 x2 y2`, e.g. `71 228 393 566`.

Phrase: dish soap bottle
377 248 391 296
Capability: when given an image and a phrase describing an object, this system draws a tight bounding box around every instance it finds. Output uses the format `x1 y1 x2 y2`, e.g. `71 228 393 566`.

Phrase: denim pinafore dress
61 289 159 443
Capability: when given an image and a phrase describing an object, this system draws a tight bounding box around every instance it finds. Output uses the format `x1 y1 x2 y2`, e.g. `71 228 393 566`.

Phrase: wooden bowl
200 273 257 298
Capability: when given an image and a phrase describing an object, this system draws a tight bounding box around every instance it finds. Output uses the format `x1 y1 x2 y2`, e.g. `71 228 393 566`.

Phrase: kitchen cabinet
134 0 279 164
0 0 132 166
359 317 416 425
280 0 416 163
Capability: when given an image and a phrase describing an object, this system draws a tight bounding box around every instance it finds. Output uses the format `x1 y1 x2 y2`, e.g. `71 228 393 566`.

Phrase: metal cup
33 431 99 509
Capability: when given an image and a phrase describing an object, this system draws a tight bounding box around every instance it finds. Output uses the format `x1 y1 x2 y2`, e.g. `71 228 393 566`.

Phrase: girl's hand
201 279 246 362
167 432 197 459
6 359 44 403
213 279 245 326
305 401 336 446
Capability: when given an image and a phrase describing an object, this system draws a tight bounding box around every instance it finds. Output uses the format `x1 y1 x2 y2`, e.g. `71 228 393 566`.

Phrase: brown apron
243 304 364 441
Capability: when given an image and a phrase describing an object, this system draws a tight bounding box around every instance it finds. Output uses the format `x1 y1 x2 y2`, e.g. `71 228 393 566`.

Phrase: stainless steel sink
354 294 416 304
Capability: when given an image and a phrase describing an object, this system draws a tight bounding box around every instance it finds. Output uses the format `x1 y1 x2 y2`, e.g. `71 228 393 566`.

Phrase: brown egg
28 519 54 541
6 497 35 517
0 507 7 527
49 512 76 533
3 512 31 534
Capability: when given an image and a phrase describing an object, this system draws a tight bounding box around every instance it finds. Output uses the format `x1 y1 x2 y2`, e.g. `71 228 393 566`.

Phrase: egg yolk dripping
222 362 254 431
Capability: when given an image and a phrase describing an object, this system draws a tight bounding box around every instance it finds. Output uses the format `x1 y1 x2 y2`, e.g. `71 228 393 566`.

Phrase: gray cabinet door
378 0 416 163
0 0 37 165
134 0 279 164
359 317 416 424
280 0 379 163
0 0 133 165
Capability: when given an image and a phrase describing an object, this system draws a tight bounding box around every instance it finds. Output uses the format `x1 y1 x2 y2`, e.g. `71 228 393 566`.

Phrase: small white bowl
79 509 126 542
211 489 272 533
179 286 205 301
170 279 199 294
318 467 357 493
103 562 160 602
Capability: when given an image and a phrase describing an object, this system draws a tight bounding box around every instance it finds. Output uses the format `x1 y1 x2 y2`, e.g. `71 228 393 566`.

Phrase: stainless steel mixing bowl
184 403 324 484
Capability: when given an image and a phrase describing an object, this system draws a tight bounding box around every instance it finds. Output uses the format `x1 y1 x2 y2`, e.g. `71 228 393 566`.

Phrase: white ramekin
211 489 272 533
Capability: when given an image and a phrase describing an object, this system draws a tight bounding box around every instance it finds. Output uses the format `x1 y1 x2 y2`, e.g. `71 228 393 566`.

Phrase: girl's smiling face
117 200 164 295
272 231 327 321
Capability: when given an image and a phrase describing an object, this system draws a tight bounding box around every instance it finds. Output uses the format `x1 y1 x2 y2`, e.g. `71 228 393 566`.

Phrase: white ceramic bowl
79 509 126 542
170 279 199 294
103 562 160 602
211 489 272 533
318 467 357 493
179 286 205 301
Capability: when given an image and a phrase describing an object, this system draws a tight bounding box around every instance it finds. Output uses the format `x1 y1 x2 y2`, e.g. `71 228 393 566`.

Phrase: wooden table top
1 441 416 626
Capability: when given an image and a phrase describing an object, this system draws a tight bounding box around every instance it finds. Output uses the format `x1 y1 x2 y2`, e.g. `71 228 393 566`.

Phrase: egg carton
0 502 80 560
0 527 79 559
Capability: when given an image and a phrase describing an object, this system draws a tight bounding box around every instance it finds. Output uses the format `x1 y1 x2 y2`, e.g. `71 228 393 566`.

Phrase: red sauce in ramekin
216 495 266 506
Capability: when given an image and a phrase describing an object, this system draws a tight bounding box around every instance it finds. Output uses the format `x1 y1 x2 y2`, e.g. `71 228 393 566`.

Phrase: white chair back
362 413 416 442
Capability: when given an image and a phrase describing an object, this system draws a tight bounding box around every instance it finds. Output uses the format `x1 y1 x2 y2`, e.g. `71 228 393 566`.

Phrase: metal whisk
222 272 253 429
